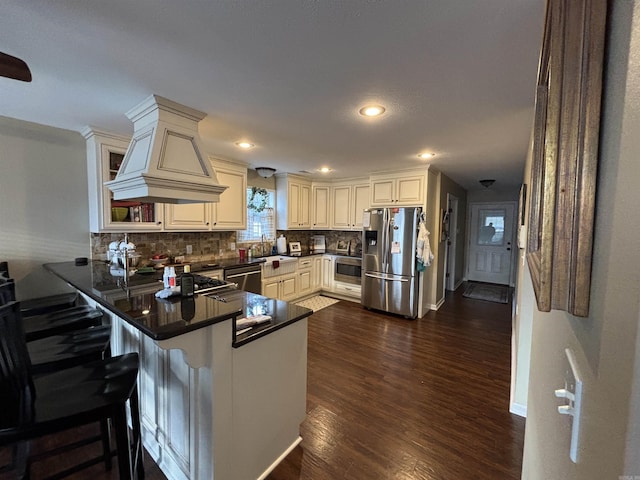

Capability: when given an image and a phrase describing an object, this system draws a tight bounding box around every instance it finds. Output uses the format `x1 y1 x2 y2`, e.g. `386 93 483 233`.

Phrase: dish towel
416 222 434 271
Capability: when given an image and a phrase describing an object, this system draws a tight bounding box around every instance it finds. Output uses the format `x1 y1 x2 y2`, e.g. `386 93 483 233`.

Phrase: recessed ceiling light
318 167 333 173
235 141 254 149
359 105 386 117
418 152 435 159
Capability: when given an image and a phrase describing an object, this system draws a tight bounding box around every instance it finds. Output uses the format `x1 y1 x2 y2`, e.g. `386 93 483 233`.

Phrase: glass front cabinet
83 128 247 233
83 128 162 232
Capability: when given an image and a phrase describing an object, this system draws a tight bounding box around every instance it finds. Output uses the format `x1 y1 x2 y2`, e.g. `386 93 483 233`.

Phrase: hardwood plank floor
1 285 524 479
267 286 524 480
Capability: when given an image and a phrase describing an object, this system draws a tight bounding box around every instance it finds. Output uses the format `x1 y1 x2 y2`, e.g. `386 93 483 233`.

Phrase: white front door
467 202 516 285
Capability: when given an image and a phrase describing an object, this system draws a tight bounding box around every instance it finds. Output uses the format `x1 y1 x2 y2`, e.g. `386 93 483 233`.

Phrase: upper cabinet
83 128 162 233
276 175 311 230
311 184 330 229
84 128 247 233
330 180 370 230
210 159 247 230
370 171 426 207
164 158 247 231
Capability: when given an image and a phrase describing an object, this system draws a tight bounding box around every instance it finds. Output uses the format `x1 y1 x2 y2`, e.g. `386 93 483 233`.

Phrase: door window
477 208 506 245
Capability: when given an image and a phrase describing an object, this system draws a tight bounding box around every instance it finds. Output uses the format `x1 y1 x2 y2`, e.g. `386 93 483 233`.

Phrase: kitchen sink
261 256 298 278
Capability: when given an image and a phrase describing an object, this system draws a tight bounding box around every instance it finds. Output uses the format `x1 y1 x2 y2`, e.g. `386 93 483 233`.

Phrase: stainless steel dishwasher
223 264 262 294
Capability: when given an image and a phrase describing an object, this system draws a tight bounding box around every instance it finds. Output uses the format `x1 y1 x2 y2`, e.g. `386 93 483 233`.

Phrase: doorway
444 194 459 292
467 202 516 285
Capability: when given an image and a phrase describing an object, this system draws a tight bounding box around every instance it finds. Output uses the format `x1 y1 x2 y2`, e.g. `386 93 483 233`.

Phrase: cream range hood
106 95 228 204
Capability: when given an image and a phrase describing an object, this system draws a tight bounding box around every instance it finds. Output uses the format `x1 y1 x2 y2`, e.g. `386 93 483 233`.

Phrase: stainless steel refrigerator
362 207 421 318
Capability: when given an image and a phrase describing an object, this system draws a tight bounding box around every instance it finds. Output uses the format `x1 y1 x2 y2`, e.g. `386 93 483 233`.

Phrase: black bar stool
0 262 78 316
0 301 144 479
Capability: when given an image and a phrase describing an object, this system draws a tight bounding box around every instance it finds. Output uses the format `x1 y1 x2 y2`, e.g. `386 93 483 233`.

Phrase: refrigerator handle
382 209 389 271
364 272 409 282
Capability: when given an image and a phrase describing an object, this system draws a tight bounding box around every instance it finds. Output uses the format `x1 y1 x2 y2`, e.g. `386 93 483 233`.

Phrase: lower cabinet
321 255 335 292
262 273 298 301
334 281 361 299
297 258 313 298
312 256 322 293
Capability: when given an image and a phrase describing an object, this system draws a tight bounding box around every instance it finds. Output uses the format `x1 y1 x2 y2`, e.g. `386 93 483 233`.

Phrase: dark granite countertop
44 261 312 345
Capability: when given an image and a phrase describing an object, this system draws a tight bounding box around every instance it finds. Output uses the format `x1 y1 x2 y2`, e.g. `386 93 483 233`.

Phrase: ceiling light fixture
359 105 386 117
255 167 276 178
479 179 496 188
319 167 333 173
235 141 254 149
418 152 435 159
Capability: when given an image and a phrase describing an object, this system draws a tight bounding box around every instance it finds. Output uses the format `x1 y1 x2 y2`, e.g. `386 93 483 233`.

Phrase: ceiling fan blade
0 52 32 82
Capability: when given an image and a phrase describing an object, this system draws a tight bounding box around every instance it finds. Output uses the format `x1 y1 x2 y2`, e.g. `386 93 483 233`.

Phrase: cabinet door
212 165 247 229
312 257 322 292
321 256 334 291
299 183 311 228
331 185 352 229
298 269 312 296
164 203 212 231
370 179 395 206
280 275 298 301
262 279 280 299
351 184 370 229
334 281 361 299
312 186 330 229
395 176 424 205
288 182 301 228
85 130 162 232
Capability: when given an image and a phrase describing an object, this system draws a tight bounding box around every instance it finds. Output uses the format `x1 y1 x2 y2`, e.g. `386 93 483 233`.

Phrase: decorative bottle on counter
181 264 195 297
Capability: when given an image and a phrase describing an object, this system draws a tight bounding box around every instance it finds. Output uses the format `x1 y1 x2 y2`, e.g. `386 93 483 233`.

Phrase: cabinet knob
206 222 210 226
157 221 162 225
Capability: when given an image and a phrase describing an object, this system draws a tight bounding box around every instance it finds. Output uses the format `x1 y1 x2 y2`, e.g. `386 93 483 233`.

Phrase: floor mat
295 295 340 312
463 282 510 304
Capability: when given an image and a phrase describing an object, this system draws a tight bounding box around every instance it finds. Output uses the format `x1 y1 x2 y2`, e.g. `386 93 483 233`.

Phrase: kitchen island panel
232 319 307 479
51 261 311 480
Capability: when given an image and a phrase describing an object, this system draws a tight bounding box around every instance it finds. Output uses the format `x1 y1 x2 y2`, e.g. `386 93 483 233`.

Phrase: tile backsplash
90 229 362 264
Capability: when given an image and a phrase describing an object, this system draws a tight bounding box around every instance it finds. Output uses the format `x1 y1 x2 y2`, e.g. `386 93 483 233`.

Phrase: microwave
334 257 362 285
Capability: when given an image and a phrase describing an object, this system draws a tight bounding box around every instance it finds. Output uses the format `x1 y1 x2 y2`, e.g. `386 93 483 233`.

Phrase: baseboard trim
509 402 527 418
429 297 445 311
258 436 302 480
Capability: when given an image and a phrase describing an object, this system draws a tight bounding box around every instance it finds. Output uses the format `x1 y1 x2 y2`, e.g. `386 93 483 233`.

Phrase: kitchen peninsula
45 261 312 480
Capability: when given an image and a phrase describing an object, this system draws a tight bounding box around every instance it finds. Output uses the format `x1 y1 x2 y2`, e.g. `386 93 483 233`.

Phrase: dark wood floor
1 285 524 479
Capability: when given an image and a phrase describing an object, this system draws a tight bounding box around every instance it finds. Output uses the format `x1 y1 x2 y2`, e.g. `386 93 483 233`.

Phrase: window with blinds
237 189 276 242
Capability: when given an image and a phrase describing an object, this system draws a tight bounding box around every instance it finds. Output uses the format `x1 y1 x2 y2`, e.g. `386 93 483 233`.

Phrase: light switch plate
555 348 583 463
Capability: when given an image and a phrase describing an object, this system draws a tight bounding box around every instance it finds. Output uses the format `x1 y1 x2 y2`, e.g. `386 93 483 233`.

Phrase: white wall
521 1 640 477
0 116 89 299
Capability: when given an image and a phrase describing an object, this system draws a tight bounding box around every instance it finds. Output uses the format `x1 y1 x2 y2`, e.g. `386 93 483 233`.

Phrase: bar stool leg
113 406 133 480
129 385 145 479
100 418 112 470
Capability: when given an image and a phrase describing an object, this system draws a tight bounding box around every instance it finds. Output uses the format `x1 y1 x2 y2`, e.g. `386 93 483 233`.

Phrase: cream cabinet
211 159 247 230
331 180 370 230
276 175 311 230
297 258 313 297
163 158 247 231
164 203 212 231
312 256 322 293
370 171 426 206
83 128 162 233
311 184 331 229
321 255 335 292
262 273 298 301
334 281 361 299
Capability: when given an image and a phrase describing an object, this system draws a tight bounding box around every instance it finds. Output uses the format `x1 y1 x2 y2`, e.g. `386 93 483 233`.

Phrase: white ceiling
0 0 544 191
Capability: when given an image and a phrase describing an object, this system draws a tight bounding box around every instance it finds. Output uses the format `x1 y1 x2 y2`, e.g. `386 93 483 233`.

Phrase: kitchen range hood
105 95 227 204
